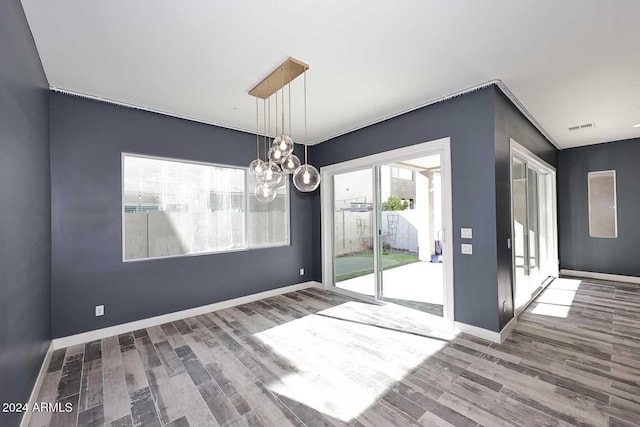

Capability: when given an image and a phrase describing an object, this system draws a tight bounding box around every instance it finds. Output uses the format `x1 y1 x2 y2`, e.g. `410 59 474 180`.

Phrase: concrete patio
335 260 444 315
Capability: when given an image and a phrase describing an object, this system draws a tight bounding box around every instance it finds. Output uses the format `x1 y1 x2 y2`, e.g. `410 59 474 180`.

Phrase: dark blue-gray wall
311 85 557 332
50 93 315 338
494 89 558 329
0 1 51 426
558 138 640 277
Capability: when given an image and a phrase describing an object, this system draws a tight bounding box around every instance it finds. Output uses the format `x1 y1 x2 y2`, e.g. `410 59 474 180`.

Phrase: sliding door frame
509 138 559 316
320 137 455 325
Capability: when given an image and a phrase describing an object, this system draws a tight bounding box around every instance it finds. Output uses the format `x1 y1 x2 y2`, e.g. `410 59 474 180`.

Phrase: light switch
461 228 473 239
461 244 473 255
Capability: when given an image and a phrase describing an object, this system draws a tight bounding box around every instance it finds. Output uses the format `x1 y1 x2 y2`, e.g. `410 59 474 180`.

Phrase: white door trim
509 138 559 317
320 137 455 326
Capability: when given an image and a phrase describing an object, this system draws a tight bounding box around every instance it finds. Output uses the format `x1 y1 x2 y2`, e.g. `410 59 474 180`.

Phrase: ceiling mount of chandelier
247 57 320 202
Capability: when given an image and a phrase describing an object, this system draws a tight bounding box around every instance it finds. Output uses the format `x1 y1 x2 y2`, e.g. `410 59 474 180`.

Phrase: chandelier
248 57 320 202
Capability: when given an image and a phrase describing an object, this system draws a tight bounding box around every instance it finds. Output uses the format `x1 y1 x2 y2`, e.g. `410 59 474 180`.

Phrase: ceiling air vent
568 123 595 132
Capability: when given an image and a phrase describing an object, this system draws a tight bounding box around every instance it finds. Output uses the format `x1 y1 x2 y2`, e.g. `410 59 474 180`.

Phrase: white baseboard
20 341 54 427
560 269 640 285
499 315 517 343
455 316 517 344
454 322 501 343
52 281 321 349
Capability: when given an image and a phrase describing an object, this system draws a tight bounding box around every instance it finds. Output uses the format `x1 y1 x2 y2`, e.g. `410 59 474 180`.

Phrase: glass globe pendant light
268 145 284 164
261 161 283 187
281 153 301 174
267 77 287 165
272 69 294 158
292 69 321 192
273 134 293 157
293 163 320 192
279 79 300 174
255 107 280 201
248 97 265 176
260 86 284 187
248 57 318 194
254 181 277 203
249 158 265 176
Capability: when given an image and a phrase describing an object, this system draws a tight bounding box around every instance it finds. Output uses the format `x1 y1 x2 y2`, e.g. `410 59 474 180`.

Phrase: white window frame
121 153 290 262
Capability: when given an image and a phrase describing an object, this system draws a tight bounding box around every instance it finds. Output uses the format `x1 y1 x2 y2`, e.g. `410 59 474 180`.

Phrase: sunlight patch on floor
530 278 581 318
531 302 571 317
253 301 453 422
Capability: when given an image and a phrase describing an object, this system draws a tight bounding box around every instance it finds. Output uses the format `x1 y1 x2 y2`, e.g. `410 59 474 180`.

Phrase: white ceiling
21 0 640 148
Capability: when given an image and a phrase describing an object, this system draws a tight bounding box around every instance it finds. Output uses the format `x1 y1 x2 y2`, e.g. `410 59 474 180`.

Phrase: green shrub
382 196 408 211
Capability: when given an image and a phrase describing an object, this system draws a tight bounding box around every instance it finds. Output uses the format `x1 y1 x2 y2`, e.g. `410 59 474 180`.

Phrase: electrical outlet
461 228 473 239
461 244 473 255
299 268 305 276
95 305 104 317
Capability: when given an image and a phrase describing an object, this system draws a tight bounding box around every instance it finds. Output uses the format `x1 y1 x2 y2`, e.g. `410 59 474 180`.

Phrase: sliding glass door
326 144 451 320
511 142 557 314
378 155 445 317
332 168 375 296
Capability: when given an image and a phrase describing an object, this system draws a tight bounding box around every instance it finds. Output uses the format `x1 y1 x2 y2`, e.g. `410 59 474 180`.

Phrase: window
588 170 617 238
122 154 289 261
391 167 413 180
247 173 288 247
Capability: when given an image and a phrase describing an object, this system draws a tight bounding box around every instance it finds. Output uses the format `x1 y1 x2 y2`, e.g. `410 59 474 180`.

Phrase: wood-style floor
29 277 640 427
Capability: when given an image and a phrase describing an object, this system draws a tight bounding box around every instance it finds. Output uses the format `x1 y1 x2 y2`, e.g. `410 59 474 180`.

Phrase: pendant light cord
266 80 270 162
255 97 259 159
281 67 285 137
288 78 292 138
304 69 308 167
